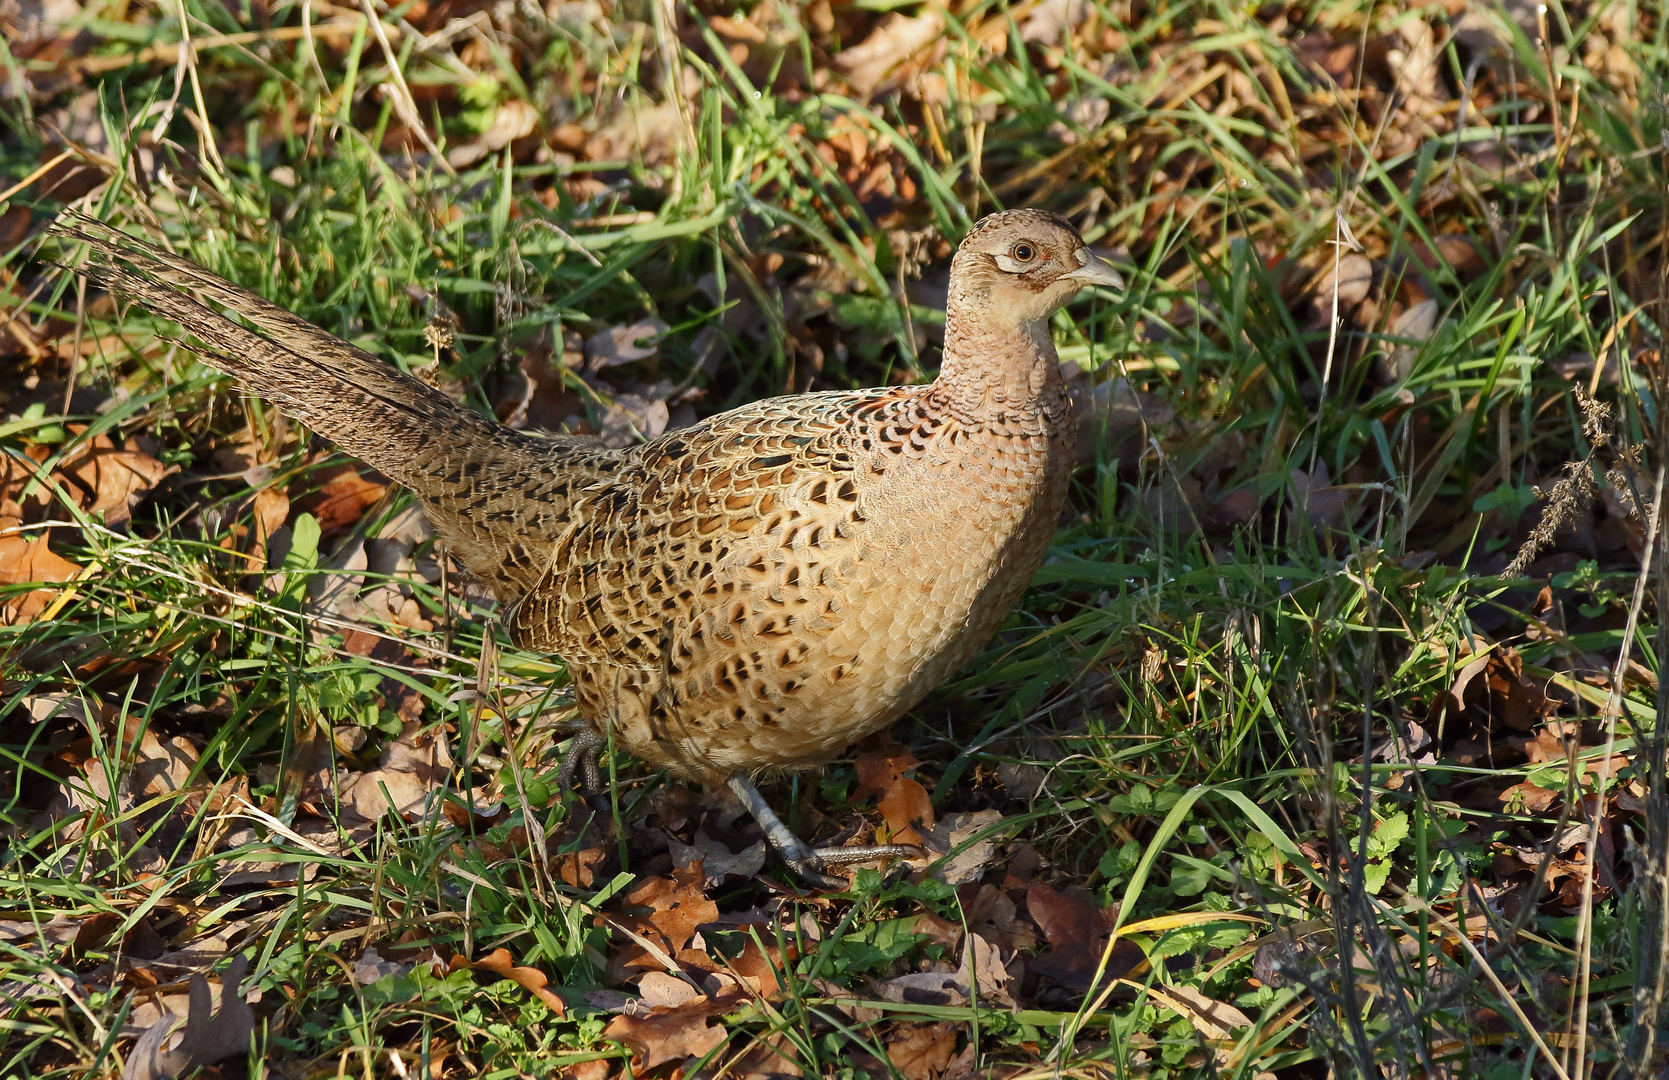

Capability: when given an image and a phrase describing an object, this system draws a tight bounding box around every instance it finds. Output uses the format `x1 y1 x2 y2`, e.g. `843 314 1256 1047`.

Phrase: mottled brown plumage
51 207 1122 883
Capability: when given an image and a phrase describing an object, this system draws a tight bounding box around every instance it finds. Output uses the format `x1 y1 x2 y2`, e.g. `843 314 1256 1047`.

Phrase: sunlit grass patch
1 0 1666 1074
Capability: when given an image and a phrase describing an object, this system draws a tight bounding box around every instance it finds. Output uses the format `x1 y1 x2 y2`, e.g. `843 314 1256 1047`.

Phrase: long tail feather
49 210 537 493
48 211 581 596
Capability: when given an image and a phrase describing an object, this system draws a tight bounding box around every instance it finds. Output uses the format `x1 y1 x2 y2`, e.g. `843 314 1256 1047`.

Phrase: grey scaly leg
726 773 920 889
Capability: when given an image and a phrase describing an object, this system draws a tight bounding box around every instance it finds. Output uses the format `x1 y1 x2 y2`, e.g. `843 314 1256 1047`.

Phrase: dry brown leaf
127 730 199 797
1208 487 1255 527
1289 463 1362 534
596 390 671 448
1515 723 1579 765
56 428 171 527
854 737 933 846
833 12 945 98
450 948 567 1015
500 330 585 431
1436 643 1494 722
1066 368 1173 466
582 99 684 166
1027 881 1105 950
143 926 242 980
585 319 669 372
4 0 80 48
638 970 702 1009
352 947 411 985
964 882 1035 952
727 936 795 997
879 970 966 1007
306 534 369 621
667 829 767 885
558 1061 611 1080
70 911 125 957
612 864 720 969
728 1030 806 1080
911 809 1003 883
964 930 1013 1006
648 784 703 832
1019 0 1086 46
1484 650 1558 733
0 525 82 623
555 844 607 888
121 955 255 1080
602 989 741 1070
1026 881 1141 991
448 99 539 168
0 918 81 1003
278 720 337 815
248 484 290 567
1499 781 1559 814
291 461 387 535
644 865 719 950
1153 983 1252 1040
1496 844 1586 892
885 1021 962 1080
339 721 452 822
71 910 165 962
1386 17 1441 116
0 205 30 250
1413 235 1485 279
1381 298 1440 382
123 986 189 1033
1317 253 1373 309
0 443 51 520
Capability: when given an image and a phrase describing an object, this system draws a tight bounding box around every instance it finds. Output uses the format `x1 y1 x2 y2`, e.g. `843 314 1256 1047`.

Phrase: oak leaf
449 948 567 1015
603 989 742 1070
855 738 933 847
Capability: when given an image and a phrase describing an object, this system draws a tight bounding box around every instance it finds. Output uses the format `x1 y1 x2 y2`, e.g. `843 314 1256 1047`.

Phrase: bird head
949 208 1124 329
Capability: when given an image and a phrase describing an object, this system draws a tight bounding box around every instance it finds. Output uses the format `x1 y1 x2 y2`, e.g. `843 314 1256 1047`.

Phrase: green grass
2 0 1667 1076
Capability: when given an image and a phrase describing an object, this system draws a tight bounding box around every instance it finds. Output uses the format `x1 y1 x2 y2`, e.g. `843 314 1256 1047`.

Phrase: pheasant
51 208 1123 885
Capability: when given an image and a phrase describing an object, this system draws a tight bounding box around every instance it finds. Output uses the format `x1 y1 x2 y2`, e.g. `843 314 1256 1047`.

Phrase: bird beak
1063 251 1125 291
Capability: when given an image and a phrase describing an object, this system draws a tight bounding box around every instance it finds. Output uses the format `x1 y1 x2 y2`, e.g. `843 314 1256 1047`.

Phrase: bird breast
569 394 1076 786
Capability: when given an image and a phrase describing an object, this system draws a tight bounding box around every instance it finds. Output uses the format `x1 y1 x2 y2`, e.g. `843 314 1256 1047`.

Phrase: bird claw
554 721 606 798
784 858 850 891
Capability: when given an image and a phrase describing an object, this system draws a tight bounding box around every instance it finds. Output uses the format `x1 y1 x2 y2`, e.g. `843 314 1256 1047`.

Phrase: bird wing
501 388 906 674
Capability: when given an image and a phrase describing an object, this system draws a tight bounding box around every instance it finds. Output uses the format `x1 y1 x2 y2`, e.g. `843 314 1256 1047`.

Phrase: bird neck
932 302 1067 428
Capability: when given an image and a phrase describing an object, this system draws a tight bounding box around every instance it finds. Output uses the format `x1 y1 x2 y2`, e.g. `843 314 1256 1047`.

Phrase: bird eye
1011 242 1036 263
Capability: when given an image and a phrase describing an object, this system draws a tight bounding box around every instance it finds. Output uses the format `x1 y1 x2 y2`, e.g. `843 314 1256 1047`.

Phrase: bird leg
552 720 606 796
725 773 919 889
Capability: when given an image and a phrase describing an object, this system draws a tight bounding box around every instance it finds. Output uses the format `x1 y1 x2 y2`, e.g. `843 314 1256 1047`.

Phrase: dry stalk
173 0 228 180
1504 387 1614 578
1568 454 1665 1079
355 0 455 176
1402 895 1572 1080
1623 271 1669 1074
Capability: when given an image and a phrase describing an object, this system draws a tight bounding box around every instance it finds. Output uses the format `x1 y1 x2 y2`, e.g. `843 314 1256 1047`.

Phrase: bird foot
726 773 920 889
786 843 924 890
553 721 606 797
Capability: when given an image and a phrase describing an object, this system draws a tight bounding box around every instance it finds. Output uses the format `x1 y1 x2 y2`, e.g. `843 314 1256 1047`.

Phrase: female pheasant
52 208 1122 884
